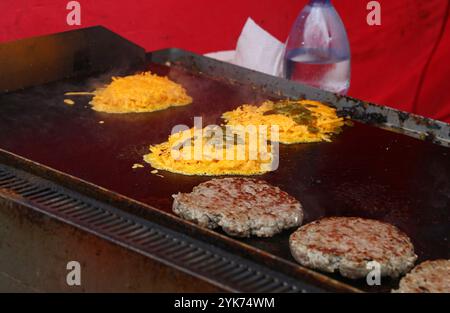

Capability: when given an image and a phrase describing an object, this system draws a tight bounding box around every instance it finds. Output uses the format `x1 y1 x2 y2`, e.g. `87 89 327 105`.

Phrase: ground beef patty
289 217 417 279
172 178 303 237
393 259 450 293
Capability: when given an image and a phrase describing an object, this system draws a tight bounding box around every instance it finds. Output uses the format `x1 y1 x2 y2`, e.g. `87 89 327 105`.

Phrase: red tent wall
0 0 448 122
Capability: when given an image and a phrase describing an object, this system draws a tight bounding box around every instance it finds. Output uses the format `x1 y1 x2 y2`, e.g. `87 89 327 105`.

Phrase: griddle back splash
0 26 145 93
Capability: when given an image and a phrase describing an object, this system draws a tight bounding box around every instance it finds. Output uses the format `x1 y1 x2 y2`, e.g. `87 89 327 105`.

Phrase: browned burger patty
393 259 450 293
172 178 303 237
289 217 417 279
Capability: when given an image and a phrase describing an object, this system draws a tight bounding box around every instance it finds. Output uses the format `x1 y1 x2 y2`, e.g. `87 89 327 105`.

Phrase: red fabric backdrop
0 0 449 122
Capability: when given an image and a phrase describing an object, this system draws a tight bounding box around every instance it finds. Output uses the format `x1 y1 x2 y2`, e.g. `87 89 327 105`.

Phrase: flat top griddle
0 27 448 292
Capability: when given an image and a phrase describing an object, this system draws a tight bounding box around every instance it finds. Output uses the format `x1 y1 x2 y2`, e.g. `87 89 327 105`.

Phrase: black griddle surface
0 62 449 292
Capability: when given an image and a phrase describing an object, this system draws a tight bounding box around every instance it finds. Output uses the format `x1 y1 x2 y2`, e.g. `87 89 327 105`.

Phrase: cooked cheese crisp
222 99 345 144
143 126 276 176
90 72 192 113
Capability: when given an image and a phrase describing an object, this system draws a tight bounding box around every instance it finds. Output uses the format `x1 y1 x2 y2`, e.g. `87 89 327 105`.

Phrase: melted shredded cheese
143 127 275 176
89 72 192 113
222 100 344 144
63 99 75 106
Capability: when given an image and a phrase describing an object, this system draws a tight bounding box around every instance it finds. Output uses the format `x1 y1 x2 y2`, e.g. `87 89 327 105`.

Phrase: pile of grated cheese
90 72 192 113
222 100 345 144
143 127 275 176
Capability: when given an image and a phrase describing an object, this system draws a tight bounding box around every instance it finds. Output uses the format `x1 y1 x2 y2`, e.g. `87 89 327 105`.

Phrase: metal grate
0 165 323 293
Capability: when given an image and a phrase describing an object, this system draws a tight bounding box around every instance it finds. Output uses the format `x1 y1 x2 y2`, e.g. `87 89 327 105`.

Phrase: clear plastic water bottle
284 0 351 94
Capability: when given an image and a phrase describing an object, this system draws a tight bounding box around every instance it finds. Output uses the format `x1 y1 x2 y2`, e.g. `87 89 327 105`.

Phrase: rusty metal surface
0 28 449 292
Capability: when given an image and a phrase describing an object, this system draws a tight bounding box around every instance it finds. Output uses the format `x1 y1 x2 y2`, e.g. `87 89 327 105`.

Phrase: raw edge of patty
392 259 450 293
172 178 303 237
289 217 417 279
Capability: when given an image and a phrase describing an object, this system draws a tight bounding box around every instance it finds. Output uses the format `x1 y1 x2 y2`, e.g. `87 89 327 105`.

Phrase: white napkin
205 18 285 77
